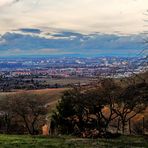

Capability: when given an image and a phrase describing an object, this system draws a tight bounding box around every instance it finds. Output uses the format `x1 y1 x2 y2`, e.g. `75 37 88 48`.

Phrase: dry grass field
0 88 68 111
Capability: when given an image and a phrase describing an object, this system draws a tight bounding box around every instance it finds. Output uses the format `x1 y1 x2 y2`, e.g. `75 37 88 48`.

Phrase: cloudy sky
0 0 148 56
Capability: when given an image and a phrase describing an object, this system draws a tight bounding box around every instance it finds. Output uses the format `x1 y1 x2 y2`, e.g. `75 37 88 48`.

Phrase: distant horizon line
0 54 145 59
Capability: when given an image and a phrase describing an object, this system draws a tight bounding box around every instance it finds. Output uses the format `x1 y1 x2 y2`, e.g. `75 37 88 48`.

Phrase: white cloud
0 0 14 6
0 0 147 34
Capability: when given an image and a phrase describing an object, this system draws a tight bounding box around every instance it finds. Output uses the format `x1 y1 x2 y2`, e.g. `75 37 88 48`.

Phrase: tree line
51 78 148 138
0 76 147 138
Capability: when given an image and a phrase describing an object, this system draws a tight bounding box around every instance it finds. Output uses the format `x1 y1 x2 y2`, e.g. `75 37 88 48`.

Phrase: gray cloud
0 30 146 56
19 28 42 34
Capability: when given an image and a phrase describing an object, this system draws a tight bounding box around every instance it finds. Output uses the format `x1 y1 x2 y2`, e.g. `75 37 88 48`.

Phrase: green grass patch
0 134 147 148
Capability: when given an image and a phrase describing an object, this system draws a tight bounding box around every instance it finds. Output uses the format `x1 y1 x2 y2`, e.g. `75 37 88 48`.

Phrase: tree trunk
122 122 125 134
116 118 120 133
23 116 33 135
4 115 10 134
129 119 132 135
142 117 145 135
31 116 38 135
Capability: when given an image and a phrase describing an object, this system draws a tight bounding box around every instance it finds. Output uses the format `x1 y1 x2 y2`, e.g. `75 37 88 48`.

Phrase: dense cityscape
0 56 147 91
0 56 147 78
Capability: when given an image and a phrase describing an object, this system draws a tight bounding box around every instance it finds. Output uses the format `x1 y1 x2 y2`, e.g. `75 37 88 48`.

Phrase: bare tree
113 83 148 134
0 93 48 135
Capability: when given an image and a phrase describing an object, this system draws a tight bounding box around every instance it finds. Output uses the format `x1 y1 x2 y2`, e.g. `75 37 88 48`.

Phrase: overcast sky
0 0 147 34
0 0 147 56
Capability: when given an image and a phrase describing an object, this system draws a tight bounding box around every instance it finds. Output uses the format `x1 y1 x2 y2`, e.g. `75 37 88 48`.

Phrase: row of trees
0 77 147 137
0 77 63 92
51 79 148 138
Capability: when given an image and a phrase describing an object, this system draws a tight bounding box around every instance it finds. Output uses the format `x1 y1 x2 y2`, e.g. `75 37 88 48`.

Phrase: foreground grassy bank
0 134 148 148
